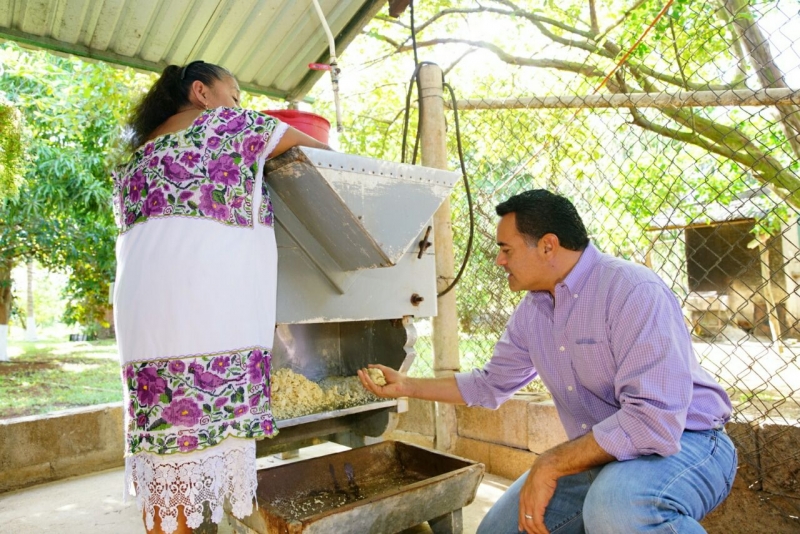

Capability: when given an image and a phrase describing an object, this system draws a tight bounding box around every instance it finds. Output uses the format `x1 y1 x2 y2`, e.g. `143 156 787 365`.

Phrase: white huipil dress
113 108 288 533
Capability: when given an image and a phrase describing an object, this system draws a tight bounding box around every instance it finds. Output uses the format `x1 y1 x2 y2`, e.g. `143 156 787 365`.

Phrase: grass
0 339 122 419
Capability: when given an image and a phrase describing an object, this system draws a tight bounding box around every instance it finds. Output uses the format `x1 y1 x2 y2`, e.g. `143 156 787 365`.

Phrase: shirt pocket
570 341 617 401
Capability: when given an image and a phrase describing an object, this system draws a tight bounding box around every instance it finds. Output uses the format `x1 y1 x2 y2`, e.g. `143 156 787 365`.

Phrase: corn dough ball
367 368 387 386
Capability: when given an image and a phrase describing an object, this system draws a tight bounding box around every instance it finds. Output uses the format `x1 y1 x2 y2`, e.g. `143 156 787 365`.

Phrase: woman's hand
357 364 406 399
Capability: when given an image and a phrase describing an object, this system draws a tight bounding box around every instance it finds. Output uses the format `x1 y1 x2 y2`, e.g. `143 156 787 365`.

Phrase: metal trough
234 441 484 534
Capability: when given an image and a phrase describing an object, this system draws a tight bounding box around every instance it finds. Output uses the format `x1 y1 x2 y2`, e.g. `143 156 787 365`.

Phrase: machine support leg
428 508 463 534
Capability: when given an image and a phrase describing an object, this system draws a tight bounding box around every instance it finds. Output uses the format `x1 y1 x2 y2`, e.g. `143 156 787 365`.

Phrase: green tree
0 43 150 344
0 96 24 200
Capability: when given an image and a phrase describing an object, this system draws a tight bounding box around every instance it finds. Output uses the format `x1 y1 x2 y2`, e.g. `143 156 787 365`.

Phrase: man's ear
540 233 560 255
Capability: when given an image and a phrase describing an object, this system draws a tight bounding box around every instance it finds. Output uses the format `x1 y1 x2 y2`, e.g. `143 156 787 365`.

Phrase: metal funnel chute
266 147 459 272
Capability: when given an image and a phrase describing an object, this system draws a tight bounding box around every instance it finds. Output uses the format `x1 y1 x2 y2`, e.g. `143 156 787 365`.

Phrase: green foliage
0 42 150 328
0 97 24 199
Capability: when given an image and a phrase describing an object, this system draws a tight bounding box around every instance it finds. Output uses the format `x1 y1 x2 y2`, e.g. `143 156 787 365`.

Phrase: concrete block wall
0 403 124 493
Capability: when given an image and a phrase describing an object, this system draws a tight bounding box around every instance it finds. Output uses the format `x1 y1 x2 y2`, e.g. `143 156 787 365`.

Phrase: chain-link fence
398 0 799 521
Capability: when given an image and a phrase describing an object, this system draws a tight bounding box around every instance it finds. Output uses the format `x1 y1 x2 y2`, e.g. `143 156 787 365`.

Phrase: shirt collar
561 242 600 294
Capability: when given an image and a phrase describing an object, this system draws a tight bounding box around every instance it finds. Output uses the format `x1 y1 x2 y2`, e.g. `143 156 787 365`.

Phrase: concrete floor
0 442 511 534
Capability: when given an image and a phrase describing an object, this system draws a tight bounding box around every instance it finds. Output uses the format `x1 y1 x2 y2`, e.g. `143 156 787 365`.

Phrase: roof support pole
419 63 459 452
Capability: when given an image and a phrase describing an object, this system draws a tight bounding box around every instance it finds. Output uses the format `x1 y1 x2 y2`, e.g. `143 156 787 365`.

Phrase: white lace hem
125 438 257 533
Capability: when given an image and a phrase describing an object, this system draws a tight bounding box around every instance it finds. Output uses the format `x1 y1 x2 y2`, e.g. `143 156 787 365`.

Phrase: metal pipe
311 0 344 132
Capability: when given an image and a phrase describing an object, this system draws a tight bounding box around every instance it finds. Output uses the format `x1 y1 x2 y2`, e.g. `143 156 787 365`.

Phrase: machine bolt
411 293 424 306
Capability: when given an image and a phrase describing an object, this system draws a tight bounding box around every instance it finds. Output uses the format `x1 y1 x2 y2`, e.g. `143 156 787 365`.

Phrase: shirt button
573 294 578 299
559 346 565 352
581 423 588 429
567 386 573 391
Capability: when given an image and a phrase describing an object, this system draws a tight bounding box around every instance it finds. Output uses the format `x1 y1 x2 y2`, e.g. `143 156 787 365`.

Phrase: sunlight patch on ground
6 346 23 357
50 342 118 359
61 363 99 373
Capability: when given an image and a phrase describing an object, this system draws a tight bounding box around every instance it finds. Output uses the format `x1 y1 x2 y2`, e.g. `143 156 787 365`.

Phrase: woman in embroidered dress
113 61 329 534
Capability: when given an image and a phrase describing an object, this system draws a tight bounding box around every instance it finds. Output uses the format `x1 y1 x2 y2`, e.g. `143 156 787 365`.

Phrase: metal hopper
266 147 460 323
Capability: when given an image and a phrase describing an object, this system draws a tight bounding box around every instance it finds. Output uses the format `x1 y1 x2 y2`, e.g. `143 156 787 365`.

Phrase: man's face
495 213 548 292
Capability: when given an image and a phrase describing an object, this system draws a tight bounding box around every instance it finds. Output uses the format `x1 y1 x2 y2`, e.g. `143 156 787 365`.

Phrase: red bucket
262 109 331 144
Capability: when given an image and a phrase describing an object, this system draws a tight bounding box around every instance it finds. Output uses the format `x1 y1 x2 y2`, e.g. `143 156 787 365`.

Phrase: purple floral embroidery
212 356 230 372
123 348 278 456
115 108 280 233
220 108 237 120
208 155 240 186
142 189 167 216
179 151 202 168
189 361 228 391
136 367 166 405
161 155 195 182
162 398 202 426
178 435 199 452
128 171 145 203
199 184 230 221
242 135 266 166
247 350 265 384
214 113 247 135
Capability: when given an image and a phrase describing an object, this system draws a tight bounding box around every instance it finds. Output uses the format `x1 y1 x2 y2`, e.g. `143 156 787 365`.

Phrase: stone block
396 398 435 436
0 403 124 493
457 398 529 449
383 430 435 450
453 436 537 481
527 400 568 453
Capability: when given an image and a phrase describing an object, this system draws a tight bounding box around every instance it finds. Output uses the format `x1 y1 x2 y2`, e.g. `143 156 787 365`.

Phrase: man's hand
516 432 615 534
357 364 406 398
518 454 560 534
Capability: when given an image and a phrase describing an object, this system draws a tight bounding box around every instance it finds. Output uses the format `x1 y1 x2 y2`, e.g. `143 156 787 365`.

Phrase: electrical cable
438 81 474 298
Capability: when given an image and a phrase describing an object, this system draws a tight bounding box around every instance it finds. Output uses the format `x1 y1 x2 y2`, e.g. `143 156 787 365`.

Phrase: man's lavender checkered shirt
455 243 732 461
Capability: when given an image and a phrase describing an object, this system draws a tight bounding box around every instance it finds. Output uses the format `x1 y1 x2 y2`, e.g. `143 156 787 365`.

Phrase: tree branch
395 38 607 78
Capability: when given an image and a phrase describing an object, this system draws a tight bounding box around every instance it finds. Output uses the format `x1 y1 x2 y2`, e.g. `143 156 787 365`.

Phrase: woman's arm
271 125 331 157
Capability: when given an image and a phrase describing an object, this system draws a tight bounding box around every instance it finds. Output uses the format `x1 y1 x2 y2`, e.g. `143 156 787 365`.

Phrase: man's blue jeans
476 429 737 534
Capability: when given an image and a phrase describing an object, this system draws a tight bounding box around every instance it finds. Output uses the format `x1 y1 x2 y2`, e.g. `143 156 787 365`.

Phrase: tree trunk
25 259 37 341
0 260 13 361
722 0 800 158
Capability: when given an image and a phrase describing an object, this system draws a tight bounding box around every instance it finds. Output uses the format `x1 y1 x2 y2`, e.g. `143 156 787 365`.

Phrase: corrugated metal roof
0 0 386 100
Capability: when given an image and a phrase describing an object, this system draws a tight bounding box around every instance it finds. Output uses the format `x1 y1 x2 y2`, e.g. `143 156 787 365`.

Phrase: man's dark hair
495 189 589 251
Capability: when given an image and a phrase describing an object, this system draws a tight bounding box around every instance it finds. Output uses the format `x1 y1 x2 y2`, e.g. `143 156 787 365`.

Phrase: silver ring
524 514 533 519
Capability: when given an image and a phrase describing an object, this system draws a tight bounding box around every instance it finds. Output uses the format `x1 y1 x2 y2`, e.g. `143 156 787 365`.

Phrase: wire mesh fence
395 0 800 520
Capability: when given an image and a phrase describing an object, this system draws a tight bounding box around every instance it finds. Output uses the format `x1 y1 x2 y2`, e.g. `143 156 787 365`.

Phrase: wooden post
419 63 459 452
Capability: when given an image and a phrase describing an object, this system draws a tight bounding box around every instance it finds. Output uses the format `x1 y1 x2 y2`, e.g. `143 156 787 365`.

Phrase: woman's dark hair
495 189 589 251
127 61 231 150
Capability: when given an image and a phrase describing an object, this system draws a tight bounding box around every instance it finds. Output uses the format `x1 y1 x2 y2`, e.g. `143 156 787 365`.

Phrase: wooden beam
451 88 800 110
